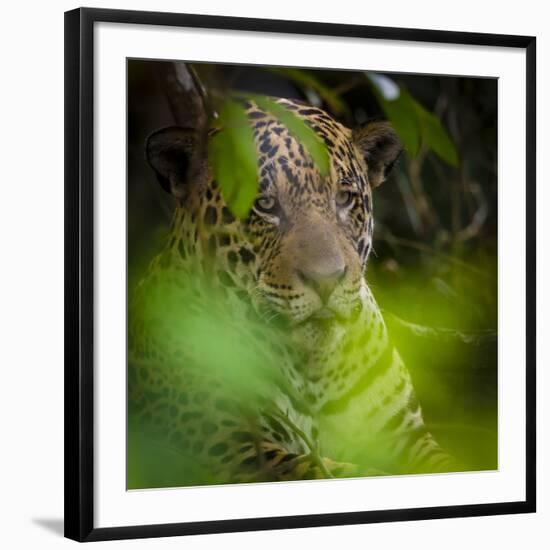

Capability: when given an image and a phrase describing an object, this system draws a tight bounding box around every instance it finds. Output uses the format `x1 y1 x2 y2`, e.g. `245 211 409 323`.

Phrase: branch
384 311 497 349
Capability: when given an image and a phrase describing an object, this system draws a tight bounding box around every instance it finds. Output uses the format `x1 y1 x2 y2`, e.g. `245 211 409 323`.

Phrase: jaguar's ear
145 126 199 199
353 122 402 188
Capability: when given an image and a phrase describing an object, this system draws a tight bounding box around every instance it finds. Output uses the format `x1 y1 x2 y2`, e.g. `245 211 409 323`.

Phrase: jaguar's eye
335 190 354 208
254 196 277 214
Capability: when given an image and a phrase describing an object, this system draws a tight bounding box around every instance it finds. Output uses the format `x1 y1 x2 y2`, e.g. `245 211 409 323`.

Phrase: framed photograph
65 7 536 542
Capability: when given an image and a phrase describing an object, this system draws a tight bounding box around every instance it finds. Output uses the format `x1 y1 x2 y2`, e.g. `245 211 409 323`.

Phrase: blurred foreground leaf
128 425 216 489
208 99 259 219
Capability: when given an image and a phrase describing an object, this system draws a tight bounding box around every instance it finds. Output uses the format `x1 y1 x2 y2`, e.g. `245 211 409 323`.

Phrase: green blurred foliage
208 99 259 219
132 262 288 399
128 252 497 489
369 252 497 472
128 258 301 488
128 426 216 489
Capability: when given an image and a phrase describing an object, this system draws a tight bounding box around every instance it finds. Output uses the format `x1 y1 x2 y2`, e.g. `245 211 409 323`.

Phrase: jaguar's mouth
311 307 336 320
300 301 363 329
254 289 363 329
304 307 340 331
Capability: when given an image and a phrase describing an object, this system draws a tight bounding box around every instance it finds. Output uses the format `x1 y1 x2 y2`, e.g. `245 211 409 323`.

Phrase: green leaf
252 95 330 176
370 83 421 157
208 99 259 219
368 74 459 166
413 101 459 166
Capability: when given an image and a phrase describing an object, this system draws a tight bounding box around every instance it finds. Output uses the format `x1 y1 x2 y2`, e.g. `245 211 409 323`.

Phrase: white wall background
0 1 546 548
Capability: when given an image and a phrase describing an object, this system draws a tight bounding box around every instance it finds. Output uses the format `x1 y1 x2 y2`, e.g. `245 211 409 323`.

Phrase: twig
332 75 365 97
455 182 489 243
407 148 440 233
270 409 334 479
379 232 492 279
384 311 497 348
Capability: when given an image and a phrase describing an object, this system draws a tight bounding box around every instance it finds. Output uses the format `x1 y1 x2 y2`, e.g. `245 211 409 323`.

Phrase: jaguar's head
146 99 400 332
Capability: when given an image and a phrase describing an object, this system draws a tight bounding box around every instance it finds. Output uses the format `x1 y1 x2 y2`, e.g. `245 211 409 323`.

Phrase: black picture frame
65 7 537 542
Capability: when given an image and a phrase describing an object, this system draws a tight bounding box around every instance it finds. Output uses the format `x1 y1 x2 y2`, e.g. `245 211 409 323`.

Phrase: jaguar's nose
297 265 347 303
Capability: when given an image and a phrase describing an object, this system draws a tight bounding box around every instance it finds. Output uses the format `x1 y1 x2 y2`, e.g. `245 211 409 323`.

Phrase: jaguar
128 97 457 485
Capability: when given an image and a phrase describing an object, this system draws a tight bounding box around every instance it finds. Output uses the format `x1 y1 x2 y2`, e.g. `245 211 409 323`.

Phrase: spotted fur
129 98 456 485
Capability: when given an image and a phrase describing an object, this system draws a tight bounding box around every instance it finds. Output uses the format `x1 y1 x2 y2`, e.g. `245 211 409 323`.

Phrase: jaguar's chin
284 304 365 355
290 316 347 356
251 285 364 331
